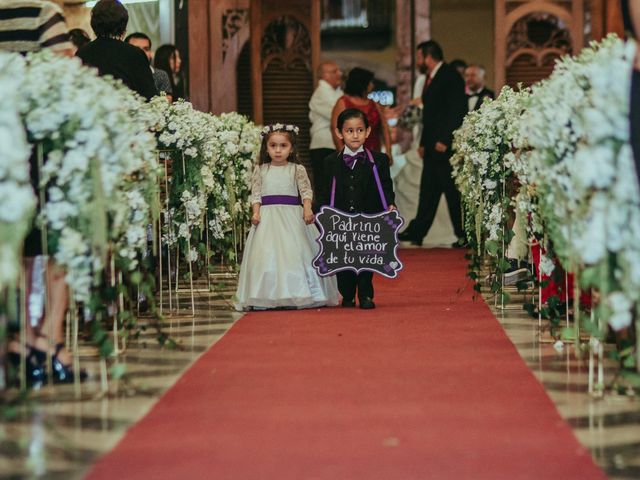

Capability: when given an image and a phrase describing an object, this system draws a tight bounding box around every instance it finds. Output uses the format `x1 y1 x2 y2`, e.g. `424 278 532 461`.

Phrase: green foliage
619 370 640 387
561 326 576 341
109 363 127 380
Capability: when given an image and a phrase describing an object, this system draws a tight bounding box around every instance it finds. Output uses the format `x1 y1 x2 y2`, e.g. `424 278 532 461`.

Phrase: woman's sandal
51 343 88 384
8 342 88 387
7 345 47 388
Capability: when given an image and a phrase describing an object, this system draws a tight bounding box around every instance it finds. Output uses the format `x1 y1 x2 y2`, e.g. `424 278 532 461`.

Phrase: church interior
1 1 639 479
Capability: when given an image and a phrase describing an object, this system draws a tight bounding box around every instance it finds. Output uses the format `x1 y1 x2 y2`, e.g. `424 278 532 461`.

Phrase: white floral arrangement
209 112 261 252
0 53 36 289
137 101 261 262
518 34 640 330
155 99 218 161
20 50 158 302
451 85 530 253
138 98 216 254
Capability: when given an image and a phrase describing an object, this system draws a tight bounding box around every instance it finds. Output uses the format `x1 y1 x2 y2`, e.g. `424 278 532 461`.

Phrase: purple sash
261 195 301 206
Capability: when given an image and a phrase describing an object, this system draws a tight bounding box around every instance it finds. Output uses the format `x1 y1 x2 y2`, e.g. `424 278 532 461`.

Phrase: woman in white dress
235 124 340 310
394 74 457 247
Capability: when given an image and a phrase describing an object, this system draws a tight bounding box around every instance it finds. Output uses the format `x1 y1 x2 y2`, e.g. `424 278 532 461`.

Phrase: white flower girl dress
235 163 340 310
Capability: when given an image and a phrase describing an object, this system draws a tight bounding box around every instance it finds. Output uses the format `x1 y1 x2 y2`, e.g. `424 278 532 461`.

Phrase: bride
393 74 457 247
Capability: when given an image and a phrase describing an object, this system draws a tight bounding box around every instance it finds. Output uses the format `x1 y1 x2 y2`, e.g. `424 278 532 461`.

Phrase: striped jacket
0 0 71 54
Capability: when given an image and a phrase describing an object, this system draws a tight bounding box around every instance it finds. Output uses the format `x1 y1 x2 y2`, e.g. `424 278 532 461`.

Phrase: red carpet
86 249 605 480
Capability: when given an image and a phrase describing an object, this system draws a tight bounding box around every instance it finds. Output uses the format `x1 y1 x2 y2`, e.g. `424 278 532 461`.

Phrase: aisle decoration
450 85 530 301
520 35 640 335
143 97 215 264
208 112 261 262
0 53 36 291
0 45 262 392
453 34 640 388
19 50 158 304
141 98 260 267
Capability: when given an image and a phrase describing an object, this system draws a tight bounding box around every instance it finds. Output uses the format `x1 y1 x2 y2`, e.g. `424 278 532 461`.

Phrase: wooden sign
313 206 404 279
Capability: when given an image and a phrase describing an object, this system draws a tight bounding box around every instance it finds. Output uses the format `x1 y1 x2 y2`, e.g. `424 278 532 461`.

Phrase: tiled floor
487 287 640 480
0 268 638 479
0 276 242 479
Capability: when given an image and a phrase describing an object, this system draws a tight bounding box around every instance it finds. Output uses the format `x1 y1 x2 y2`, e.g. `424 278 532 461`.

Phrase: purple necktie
343 151 367 169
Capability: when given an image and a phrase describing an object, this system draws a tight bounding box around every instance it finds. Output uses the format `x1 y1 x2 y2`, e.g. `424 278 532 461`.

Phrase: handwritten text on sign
313 206 404 278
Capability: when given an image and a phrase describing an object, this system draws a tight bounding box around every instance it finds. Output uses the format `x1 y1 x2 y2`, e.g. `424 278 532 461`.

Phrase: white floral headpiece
261 123 300 137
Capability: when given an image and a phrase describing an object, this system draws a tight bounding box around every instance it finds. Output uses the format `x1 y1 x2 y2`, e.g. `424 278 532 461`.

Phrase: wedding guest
0 0 72 55
330 67 393 165
125 32 173 102
0 0 84 386
465 64 494 111
316 108 396 309
399 40 467 247
395 72 458 248
77 0 157 100
155 44 186 100
450 58 467 80
234 124 339 311
309 60 343 192
69 28 90 54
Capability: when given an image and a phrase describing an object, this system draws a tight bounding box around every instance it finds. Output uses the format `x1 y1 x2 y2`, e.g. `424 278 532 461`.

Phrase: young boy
317 108 396 309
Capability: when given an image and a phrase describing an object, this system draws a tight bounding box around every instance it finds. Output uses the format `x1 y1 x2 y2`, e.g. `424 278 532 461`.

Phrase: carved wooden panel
250 0 320 125
188 0 250 113
262 56 313 171
261 15 312 71
495 0 581 90
506 12 572 62
223 8 249 61
260 16 313 171
505 52 558 87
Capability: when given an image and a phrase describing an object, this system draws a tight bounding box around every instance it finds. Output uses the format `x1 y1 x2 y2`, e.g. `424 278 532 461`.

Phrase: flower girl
235 123 340 310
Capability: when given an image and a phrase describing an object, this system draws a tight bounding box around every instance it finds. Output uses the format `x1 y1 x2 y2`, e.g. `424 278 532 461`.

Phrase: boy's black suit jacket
316 150 395 215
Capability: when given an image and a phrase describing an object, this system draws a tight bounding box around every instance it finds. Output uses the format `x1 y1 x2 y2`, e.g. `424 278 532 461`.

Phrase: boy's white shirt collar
343 145 365 170
344 145 364 155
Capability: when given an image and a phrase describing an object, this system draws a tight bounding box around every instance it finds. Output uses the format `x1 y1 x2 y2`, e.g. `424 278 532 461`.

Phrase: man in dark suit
399 40 467 246
465 64 494 112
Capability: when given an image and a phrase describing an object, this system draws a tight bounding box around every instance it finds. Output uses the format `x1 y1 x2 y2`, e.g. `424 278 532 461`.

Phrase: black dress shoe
342 299 356 308
410 239 423 247
138 298 149 314
398 231 414 242
359 297 376 309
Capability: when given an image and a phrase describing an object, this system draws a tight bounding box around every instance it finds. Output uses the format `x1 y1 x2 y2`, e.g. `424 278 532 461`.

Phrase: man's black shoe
138 298 149 314
398 231 414 242
342 299 356 308
359 297 376 309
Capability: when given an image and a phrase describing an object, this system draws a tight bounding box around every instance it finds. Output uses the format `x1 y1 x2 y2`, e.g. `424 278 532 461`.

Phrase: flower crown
261 123 300 137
